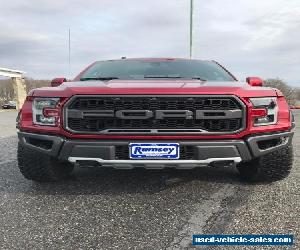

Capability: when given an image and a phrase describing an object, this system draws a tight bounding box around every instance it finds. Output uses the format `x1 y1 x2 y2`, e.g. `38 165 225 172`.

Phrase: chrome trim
68 157 242 169
63 95 246 135
93 129 210 134
67 109 243 120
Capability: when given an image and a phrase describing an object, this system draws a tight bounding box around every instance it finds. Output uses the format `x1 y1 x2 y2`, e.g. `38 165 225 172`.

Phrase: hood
30 79 277 98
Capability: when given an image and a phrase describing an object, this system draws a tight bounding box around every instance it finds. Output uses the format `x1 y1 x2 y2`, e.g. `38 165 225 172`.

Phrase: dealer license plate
129 143 180 159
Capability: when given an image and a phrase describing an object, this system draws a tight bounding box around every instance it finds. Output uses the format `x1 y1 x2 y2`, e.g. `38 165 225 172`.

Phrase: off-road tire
237 145 293 182
18 143 74 182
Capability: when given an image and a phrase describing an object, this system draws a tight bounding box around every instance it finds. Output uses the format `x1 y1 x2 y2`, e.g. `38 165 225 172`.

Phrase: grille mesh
69 97 240 110
65 96 244 134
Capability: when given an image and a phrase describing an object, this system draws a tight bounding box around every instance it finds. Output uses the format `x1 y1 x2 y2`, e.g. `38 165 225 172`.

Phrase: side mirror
51 78 67 87
246 77 263 87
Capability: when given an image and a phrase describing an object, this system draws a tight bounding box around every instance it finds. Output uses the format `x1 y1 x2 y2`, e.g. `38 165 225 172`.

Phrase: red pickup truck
17 58 294 182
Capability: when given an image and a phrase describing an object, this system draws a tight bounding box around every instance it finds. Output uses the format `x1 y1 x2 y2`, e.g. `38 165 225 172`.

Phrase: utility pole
68 28 71 79
189 0 194 59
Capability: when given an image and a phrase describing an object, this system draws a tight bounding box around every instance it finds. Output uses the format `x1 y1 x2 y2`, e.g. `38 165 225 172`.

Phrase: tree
263 78 296 105
294 88 300 101
0 78 14 105
24 78 50 93
0 78 50 106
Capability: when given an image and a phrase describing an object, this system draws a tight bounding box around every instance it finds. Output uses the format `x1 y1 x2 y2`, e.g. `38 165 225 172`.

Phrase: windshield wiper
191 77 207 81
144 75 207 81
80 77 119 81
144 75 182 79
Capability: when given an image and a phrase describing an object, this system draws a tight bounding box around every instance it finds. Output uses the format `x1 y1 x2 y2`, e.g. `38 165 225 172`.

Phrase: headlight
250 97 278 126
32 98 60 126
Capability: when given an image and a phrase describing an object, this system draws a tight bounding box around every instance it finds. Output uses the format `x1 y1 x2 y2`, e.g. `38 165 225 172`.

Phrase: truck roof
101 57 207 62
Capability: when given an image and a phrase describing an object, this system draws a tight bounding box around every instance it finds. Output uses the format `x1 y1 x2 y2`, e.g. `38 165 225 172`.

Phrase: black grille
69 96 240 110
115 145 194 160
65 96 244 134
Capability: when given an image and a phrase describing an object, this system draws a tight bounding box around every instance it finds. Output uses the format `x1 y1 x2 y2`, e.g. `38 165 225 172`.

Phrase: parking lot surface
0 111 299 249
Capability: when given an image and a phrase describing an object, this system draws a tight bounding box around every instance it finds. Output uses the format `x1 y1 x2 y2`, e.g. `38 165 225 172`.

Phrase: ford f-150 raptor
17 58 294 182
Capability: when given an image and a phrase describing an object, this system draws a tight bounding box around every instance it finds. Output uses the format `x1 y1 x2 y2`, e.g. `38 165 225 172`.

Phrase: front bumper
18 131 294 169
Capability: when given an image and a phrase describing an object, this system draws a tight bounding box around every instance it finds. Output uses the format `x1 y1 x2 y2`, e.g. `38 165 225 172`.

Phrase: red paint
250 108 268 117
19 95 292 140
51 78 67 87
246 77 263 87
19 58 292 140
43 108 59 118
29 80 281 98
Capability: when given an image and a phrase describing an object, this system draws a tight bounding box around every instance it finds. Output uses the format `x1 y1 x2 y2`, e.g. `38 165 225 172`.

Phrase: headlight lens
32 98 60 126
250 97 278 126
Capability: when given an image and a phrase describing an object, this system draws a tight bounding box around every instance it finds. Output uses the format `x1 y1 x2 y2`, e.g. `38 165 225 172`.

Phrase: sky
0 0 299 86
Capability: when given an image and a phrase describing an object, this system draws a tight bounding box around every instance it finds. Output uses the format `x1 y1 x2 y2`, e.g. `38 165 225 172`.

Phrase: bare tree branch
0 78 50 106
263 78 296 105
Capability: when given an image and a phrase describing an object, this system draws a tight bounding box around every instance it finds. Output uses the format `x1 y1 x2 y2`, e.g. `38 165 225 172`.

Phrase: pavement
0 110 17 138
0 110 299 250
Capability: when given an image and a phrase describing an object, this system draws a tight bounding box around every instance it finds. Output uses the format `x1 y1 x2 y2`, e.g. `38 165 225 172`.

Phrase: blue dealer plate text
129 143 180 159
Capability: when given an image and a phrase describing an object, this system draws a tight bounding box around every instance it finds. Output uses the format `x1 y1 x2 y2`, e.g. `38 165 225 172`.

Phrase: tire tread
18 143 73 182
237 145 293 182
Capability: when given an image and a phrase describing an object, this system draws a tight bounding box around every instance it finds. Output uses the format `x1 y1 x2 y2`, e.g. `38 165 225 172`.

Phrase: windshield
79 60 236 81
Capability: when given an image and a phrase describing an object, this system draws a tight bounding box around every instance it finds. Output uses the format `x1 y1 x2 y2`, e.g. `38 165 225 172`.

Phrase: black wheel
237 145 293 182
18 143 74 182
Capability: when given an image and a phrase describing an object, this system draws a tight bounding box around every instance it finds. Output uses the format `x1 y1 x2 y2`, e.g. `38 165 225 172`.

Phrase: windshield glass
79 60 235 81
